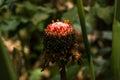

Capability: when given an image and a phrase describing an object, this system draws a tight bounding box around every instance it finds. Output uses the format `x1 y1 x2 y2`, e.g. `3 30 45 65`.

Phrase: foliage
0 0 114 80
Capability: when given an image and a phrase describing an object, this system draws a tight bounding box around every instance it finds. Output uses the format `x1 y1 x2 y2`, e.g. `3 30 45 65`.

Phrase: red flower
45 20 73 37
41 20 81 70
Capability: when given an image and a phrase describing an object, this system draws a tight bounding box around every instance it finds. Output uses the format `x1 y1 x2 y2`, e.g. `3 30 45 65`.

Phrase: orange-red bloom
45 20 73 37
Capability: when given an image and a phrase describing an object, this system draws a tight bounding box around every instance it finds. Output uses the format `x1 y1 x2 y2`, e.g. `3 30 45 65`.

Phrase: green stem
112 0 120 79
0 34 17 80
76 0 95 80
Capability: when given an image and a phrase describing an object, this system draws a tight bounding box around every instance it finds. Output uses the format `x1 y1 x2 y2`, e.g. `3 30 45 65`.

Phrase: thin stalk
112 0 120 79
59 64 67 80
76 0 95 80
0 35 17 80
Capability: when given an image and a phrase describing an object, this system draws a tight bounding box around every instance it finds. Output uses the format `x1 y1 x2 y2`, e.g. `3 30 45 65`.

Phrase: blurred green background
0 0 114 80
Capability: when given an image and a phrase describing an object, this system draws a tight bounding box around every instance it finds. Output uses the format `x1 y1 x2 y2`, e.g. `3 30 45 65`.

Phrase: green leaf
31 12 49 25
50 75 60 80
28 69 42 80
61 7 79 23
24 1 38 11
0 35 17 80
66 64 80 80
37 22 44 31
1 18 20 31
93 3 114 25
0 0 4 6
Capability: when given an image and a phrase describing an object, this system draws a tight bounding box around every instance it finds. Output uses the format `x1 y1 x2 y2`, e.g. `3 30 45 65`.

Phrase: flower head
44 20 75 52
41 20 81 70
45 20 73 37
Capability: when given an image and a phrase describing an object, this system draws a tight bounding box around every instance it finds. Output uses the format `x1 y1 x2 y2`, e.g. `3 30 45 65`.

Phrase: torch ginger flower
41 20 81 70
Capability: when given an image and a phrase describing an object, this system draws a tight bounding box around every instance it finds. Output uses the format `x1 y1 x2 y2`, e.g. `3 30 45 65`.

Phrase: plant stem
76 0 95 80
59 63 67 80
0 35 17 80
112 0 120 79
